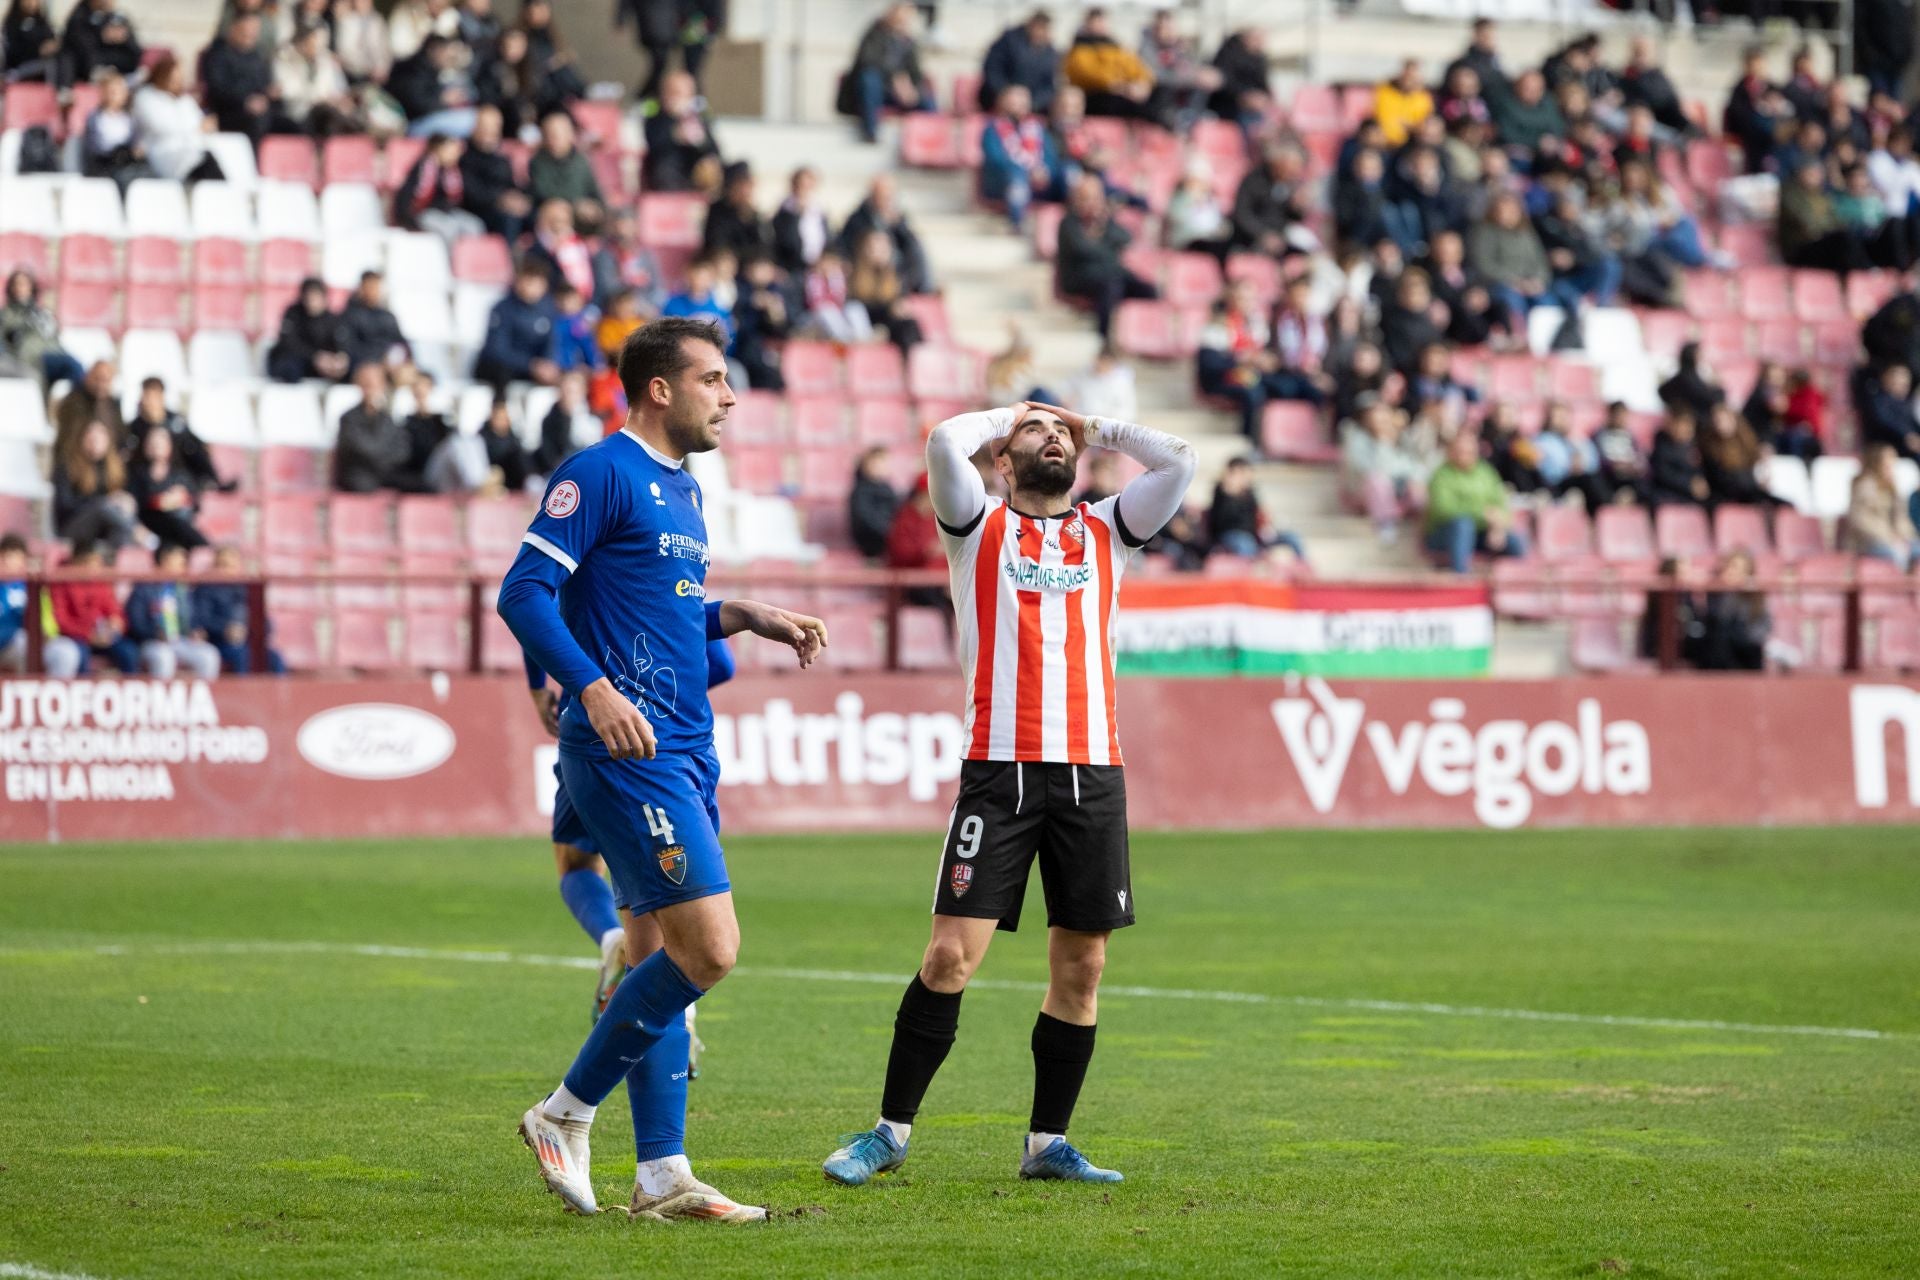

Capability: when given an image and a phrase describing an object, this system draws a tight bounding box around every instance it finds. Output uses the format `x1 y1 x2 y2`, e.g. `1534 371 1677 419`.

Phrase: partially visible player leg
1019 928 1121 1183
556 845 627 1022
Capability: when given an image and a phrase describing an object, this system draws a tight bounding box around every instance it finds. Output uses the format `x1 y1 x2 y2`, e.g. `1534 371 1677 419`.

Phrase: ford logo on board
296 703 457 781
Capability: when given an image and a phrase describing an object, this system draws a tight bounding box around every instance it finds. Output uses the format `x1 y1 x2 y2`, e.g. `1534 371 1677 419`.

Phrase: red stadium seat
261 446 326 494
908 345 985 401
1715 223 1773 268
789 397 849 447
195 492 249 545
1773 509 1827 561
1570 617 1645 673
1713 504 1771 556
396 495 462 555
451 235 513 286
798 446 860 496
126 283 186 333
465 497 534 571
1791 270 1847 322
723 390 787 446
262 495 326 554
1161 252 1224 310
853 398 912 447
1535 505 1594 562
1753 319 1804 363
949 71 982 114
55 281 116 330
956 113 985 168
207 446 255 495
825 603 886 670
1654 505 1712 559
192 285 250 334
1685 139 1735 190
260 238 315 286
846 343 907 399
781 341 843 397
637 193 706 249
271 610 327 670
1546 360 1600 404
191 236 250 287
1813 321 1861 366
1287 83 1340 133
334 609 399 670
590 148 633 203
0 232 48 278
1872 609 1920 672
1192 119 1248 168
1638 310 1691 360
404 610 466 671
899 294 951 344
1847 271 1897 318
1699 316 1749 364
897 607 954 669
1713 357 1760 406
1483 356 1538 402
124 237 185 286
331 550 399 609
571 99 623 148
1224 252 1281 305
400 551 466 611
726 446 786 493
480 609 525 673
1737 266 1791 318
4 82 58 131
1595 506 1655 563
1857 557 1911 618
259 135 319 186
380 136 428 192
322 135 378 186
1680 269 1734 319
328 493 395 554
58 234 117 285
1260 402 1337 463
1031 201 1065 259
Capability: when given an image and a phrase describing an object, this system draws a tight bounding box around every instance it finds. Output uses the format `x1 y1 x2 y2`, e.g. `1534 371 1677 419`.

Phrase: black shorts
933 760 1134 933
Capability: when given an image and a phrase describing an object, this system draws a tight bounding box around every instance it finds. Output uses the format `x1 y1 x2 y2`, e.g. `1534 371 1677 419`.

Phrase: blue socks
628 1010 691 1161
559 868 620 943
561 949 705 1105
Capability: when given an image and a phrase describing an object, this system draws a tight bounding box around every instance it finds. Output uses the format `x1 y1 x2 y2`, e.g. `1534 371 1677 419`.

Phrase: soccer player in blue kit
499 317 828 1224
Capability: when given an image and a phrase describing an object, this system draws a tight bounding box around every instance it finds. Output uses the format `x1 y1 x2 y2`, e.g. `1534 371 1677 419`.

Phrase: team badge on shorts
657 844 687 886
949 862 973 899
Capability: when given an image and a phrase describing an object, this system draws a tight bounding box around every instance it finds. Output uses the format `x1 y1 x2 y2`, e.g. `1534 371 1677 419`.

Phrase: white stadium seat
60 177 126 237
190 181 255 240
452 283 502 351
1897 459 1920 502
456 382 498 435
0 439 49 496
0 377 51 442
320 183 384 239
519 385 559 449
58 326 116 372
382 230 451 292
391 289 455 344
118 330 189 397
322 230 387 288
188 330 256 386
1762 455 1812 512
125 179 193 240
0 175 60 234
323 382 364 430
257 383 331 447
408 341 457 385
187 384 260 447
203 133 260 189
256 180 321 240
1810 456 1861 520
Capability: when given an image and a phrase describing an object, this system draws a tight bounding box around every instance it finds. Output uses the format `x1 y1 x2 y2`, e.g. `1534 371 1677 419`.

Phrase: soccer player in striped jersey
822 400 1195 1187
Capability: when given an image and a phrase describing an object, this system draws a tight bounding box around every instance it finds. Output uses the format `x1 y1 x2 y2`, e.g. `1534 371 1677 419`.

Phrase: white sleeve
1087 417 1198 547
925 406 1015 533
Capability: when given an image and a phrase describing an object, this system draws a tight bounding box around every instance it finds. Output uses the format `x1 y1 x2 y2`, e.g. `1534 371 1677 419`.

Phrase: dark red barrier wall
1 674 1915 842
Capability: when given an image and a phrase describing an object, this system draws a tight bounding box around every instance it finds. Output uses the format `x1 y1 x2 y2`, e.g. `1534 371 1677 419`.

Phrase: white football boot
519 1103 598 1215
629 1166 767 1224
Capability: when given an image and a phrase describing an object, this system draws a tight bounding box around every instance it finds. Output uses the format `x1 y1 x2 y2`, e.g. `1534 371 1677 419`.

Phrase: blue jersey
504 431 723 760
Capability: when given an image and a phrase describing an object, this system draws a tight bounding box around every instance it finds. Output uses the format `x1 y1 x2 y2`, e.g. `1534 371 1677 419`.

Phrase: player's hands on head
580 677 657 761
724 600 830 668
530 685 561 737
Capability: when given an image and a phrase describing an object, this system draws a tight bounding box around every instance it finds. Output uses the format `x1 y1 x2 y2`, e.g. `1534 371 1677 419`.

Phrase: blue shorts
557 748 729 918
550 763 598 856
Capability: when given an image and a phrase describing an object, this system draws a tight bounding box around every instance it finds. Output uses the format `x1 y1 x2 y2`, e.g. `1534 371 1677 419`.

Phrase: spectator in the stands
4 0 58 83
1868 124 1920 225
389 0 458 62
1490 69 1564 161
475 263 559 388
1206 26 1270 126
131 55 219 182
1648 408 1711 508
663 254 734 339
1404 340 1477 427
703 162 773 261
1075 453 1121 505
390 33 478 138
481 395 532 492
1779 369 1827 459
1483 402 1545 495
1834 163 1913 270
127 424 208 549
61 0 139 83
1470 191 1582 338
1208 456 1305 563
1724 46 1789 174
53 360 124 456
1846 442 1920 568
1057 173 1156 341
51 545 138 673
1862 362 1920 459
1741 360 1792 449
53 418 134 552
1045 84 1147 213
1334 147 1396 250
841 173 932 296
886 476 949 609
189 544 284 674
458 105 530 242
1163 161 1233 261
849 446 901 560
1537 187 1620 311
275 20 360 138
1426 429 1523 573
398 370 455 490
125 544 222 680
1586 402 1648 509
1694 549 1771 671
535 369 596 476
333 363 410 493
514 0 585 116
524 197 597 302
203 13 278 145
1531 400 1599 496
771 167 831 277
643 70 722 193
1658 342 1726 420
1420 228 1507 348
395 133 482 245
592 210 667 315
1375 58 1432 147
1232 144 1314 258
1074 343 1138 421
1446 17 1503 97
1139 9 1220 130
80 70 147 192
1198 278 1305 444
1590 159 1725 289
527 109 603 233
979 84 1059 231
549 282 602 373
266 279 349 384
1619 35 1689 137
850 227 924 353
0 535 84 678
473 23 533 132
130 377 228 493
1379 269 1447 376
1393 145 1468 251
979 9 1058 114
1342 396 1430 542
1780 45 1823 120
332 0 391 84
1 270 84 393
846 1 932 144
799 248 873 344
339 271 410 374
1062 7 1163 125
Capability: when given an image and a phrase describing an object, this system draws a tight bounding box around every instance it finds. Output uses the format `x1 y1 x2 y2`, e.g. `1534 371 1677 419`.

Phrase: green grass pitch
2 828 1919 1279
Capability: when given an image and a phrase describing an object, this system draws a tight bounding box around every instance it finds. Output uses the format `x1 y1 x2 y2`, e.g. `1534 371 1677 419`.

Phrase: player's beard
666 406 723 455
1009 449 1076 500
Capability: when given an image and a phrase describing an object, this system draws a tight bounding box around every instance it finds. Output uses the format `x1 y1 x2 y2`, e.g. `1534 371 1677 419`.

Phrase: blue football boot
822 1127 908 1186
1018 1136 1123 1183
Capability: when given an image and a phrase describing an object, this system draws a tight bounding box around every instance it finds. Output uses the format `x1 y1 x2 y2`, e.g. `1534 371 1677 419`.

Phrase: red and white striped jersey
940 495 1135 765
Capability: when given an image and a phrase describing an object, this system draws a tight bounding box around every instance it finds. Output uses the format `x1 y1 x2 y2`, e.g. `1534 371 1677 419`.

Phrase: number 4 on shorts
643 803 676 843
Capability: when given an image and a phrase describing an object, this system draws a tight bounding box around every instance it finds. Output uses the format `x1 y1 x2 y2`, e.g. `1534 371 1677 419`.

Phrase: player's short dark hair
141 376 165 392
618 317 727 405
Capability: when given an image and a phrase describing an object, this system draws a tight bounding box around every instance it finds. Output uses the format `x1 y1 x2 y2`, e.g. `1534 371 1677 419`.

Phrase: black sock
1029 1012 1097 1135
879 974 963 1127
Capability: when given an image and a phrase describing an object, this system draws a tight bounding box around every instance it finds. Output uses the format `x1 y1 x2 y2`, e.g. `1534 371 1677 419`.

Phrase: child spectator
475 265 559 388
54 419 136 553
595 289 646 366
80 70 148 193
128 424 207 549
1207 456 1307 563
800 248 874 344
481 396 532 493
1781 370 1827 459
125 544 223 679
50 544 139 674
0 534 85 677
189 545 286 674
1341 396 1431 542
549 284 603 373
849 447 901 560
732 252 789 391
1583 402 1649 510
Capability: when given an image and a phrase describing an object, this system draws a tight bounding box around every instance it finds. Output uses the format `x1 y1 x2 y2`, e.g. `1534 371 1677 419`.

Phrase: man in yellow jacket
1374 58 1434 146
1062 8 1166 126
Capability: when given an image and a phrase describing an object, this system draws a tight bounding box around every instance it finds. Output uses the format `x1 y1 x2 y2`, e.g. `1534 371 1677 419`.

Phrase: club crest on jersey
1062 515 1086 547
657 844 687 885
949 862 974 898
544 480 580 518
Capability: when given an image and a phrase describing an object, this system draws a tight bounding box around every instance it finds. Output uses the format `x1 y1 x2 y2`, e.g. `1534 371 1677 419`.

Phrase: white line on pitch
1 1263 114 1280
8 938 1912 1043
